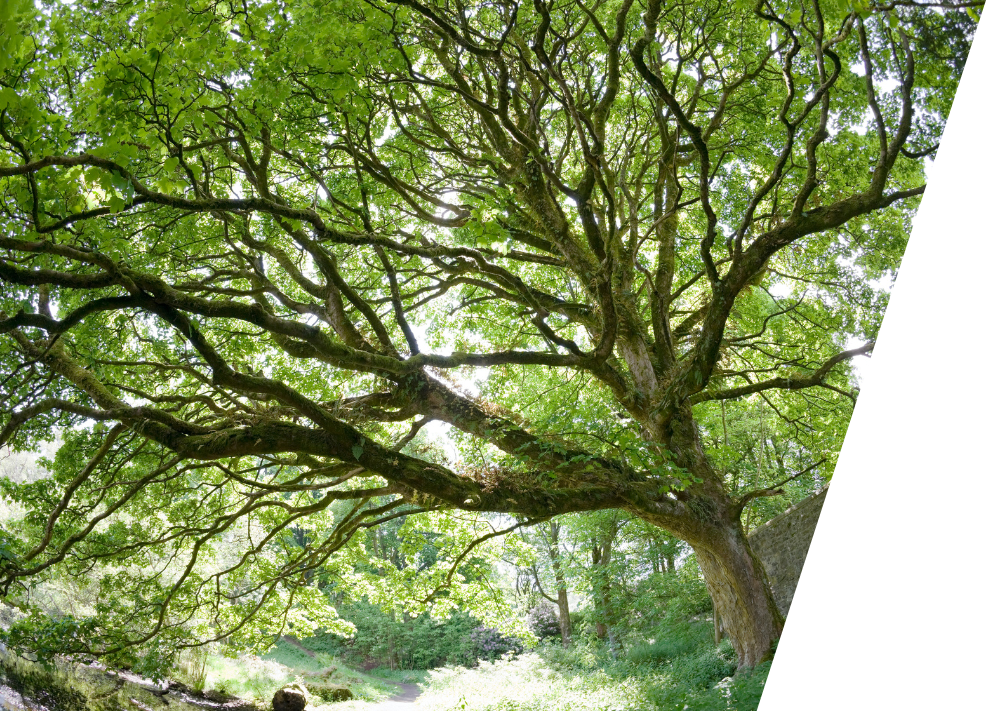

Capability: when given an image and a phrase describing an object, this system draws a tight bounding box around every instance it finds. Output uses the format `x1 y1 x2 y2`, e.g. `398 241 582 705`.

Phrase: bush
727 660 772 711
469 626 524 662
536 638 601 674
526 602 560 639
567 609 587 633
303 603 485 670
175 645 210 692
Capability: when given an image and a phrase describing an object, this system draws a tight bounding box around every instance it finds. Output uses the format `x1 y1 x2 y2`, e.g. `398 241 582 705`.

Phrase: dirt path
368 680 421 709
281 636 422 707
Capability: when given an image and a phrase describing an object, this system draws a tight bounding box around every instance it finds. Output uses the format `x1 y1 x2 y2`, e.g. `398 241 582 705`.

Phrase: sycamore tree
0 0 978 668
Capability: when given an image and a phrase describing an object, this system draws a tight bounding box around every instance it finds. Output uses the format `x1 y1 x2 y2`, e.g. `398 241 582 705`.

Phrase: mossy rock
308 681 354 702
273 683 308 711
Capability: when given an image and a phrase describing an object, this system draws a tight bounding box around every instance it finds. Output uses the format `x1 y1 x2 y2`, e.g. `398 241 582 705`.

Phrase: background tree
512 520 575 646
0 0 978 669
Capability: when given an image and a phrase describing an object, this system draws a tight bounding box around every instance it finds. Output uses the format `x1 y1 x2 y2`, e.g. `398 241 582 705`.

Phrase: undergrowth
193 640 401 706
0 625 769 711
412 621 770 711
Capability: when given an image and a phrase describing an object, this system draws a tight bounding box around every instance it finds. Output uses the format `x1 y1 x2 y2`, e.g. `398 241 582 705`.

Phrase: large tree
0 0 977 668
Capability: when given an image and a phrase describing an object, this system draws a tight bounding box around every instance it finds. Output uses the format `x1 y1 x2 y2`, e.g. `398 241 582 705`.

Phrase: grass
173 638 408 709
404 624 769 711
247 621 770 711
369 667 430 684
416 652 649 711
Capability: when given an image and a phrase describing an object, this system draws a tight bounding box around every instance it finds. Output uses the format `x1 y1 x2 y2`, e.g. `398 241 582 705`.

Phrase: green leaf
0 86 17 111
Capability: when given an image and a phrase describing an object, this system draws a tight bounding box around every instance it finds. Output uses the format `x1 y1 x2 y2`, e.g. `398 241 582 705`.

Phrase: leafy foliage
301 606 499 670
0 0 977 671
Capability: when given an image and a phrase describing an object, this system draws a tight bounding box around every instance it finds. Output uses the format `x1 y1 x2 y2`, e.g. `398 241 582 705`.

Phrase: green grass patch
625 621 712 667
193 639 407 708
367 666 430 684
261 639 324 673
408 628 767 711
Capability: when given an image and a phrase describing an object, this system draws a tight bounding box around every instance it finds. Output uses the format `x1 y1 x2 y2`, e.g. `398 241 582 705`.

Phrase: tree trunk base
692 527 784 667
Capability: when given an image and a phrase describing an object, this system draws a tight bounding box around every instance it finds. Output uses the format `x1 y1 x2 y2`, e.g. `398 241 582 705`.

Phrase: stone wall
748 486 828 617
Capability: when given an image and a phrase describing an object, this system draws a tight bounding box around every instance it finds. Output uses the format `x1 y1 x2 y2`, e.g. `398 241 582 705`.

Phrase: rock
308 682 354 702
272 684 307 711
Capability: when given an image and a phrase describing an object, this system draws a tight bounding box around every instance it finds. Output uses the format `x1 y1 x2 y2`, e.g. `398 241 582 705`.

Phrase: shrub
526 602 561 639
303 604 485 670
726 660 772 711
536 638 599 674
567 609 587 634
469 626 524 663
175 645 210 692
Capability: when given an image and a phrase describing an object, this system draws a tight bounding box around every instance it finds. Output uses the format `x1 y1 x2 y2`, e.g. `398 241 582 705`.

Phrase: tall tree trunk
637 511 782 666
691 527 783 667
636 407 785 667
547 521 572 647
556 586 572 646
591 533 615 651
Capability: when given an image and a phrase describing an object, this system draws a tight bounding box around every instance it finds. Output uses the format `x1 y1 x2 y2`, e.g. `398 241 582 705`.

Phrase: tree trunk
642 497 782 666
556 586 572 646
547 521 572 646
636 408 785 668
591 534 615 650
691 523 783 667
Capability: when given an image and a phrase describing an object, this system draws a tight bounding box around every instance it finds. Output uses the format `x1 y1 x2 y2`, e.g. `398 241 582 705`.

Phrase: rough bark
693 535 784 667
630 408 785 667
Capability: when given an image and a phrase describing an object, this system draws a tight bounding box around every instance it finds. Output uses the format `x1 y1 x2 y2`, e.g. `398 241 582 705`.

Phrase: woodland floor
283 635 422 708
